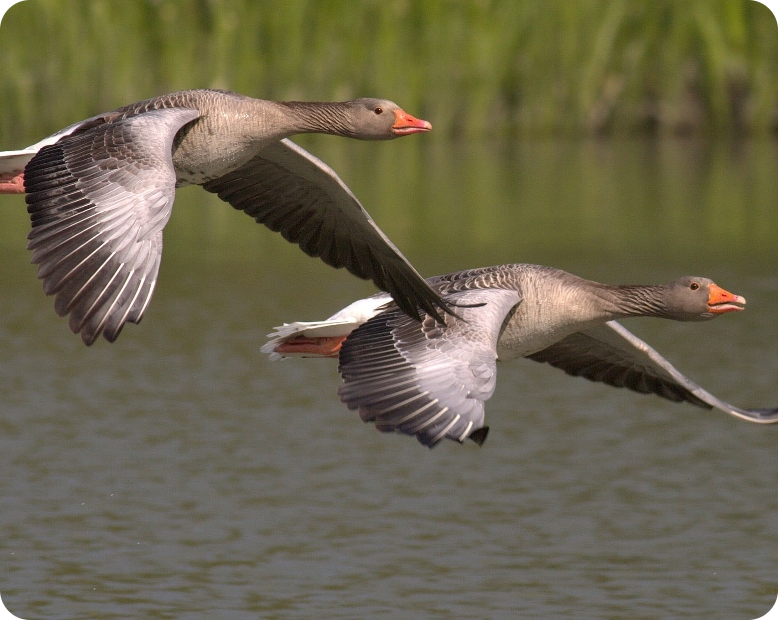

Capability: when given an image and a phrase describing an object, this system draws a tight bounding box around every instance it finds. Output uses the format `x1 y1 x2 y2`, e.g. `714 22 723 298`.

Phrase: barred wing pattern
0 117 101 176
203 139 451 323
338 288 521 447
24 108 201 345
528 321 778 423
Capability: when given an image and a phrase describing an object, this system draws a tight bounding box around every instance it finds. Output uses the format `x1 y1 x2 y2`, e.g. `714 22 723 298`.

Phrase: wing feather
24 107 200 344
202 138 452 323
338 288 521 447
527 321 778 423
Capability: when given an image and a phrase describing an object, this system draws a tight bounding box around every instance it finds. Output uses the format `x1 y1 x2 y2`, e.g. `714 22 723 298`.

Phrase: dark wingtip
423 297 465 326
468 426 489 446
80 331 98 347
746 407 778 422
430 297 484 325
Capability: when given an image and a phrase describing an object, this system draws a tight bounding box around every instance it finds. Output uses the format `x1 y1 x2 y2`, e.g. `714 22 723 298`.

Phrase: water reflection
0 138 776 618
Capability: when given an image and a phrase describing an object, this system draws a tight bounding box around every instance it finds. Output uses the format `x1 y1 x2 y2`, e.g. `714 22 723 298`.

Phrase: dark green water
0 135 777 618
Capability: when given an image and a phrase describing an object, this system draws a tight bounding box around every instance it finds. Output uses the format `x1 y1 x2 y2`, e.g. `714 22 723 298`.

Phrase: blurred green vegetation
0 0 777 142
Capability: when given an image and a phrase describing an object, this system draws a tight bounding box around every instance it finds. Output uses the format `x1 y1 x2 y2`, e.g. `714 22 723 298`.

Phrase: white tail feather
262 294 391 360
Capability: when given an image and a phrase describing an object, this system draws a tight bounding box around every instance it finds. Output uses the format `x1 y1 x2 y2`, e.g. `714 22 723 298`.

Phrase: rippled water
1 138 777 618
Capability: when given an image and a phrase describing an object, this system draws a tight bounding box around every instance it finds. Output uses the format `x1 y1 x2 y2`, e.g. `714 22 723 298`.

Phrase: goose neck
274 101 357 138
596 284 671 319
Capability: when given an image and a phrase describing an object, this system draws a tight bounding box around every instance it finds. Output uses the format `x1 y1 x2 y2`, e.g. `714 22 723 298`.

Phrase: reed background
1 0 777 143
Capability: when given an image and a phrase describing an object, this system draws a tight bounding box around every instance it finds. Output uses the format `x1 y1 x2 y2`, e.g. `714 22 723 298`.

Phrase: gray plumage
330 264 778 447
339 288 520 447
15 89 448 344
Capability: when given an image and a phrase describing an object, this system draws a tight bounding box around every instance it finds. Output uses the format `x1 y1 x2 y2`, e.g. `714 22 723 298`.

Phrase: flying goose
263 264 778 447
0 88 452 344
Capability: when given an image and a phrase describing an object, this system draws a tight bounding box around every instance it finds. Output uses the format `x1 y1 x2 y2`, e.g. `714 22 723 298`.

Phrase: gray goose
263 264 778 447
0 88 451 345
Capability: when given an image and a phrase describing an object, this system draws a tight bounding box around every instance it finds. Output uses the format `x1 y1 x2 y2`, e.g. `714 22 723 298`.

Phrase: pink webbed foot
274 335 347 358
0 171 25 194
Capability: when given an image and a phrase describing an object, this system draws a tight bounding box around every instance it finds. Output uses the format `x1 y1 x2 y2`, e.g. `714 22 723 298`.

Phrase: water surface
1 138 777 618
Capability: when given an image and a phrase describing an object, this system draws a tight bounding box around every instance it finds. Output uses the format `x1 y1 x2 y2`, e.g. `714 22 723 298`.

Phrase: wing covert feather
338 288 521 447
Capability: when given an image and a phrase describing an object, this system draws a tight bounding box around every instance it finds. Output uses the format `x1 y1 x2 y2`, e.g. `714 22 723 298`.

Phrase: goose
262 263 778 447
0 88 452 345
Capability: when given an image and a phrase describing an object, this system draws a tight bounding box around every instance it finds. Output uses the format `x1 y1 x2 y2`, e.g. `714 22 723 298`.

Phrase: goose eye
690 282 700 291
374 107 383 115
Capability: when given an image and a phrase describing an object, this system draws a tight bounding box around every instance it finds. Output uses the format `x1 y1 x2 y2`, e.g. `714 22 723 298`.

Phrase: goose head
663 276 746 321
347 98 432 139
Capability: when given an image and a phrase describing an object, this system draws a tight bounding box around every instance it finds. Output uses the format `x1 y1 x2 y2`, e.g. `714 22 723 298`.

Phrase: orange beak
707 283 746 314
391 109 432 136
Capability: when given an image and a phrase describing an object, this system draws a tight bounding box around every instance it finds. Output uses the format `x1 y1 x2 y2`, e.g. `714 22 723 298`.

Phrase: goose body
263 264 778 447
0 89 450 344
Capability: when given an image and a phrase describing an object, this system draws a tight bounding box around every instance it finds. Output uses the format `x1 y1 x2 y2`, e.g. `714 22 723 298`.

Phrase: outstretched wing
338 288 521 447
527 320 778 423
24 107 201 345
202 138 452 323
